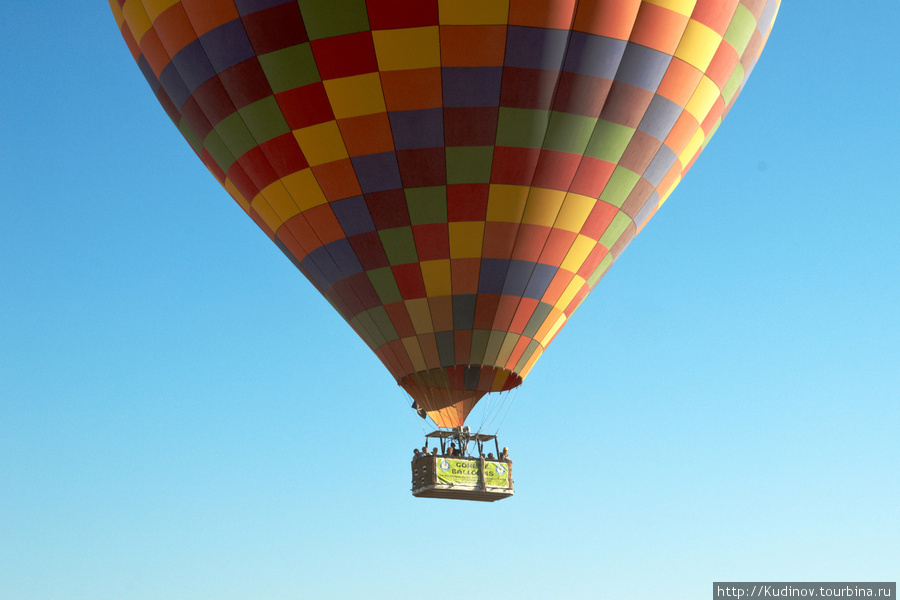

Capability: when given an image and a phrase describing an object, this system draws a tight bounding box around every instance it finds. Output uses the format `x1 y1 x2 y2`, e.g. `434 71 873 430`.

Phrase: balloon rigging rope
493 386 519 436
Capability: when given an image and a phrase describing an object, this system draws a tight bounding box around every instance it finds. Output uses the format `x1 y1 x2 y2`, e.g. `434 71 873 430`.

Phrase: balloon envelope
111 0 779 427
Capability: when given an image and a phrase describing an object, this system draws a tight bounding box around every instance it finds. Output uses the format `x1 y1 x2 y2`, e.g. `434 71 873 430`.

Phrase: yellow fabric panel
659 173 681 205
108 0 124 27
674 19 723 72
448 221 485 258
401 336 428 373
486 184 529 223
517 344 543 379
497 332 520 370
678 127 705 167
224 178 250 212
483 329 507 367
641 0 697 17
684 75 721 122
122 0 152 44
420 259 452 296
439 0 510 25
560 234 595 273
281 168 327 211
405 298 434 334
322 73 386 119
141 0 179 21
372 27 441 71
491 364 510 391
555 275 586 310
535 308 566 346
257 181 302 229
292 121 348 166
554 193 596 233
249 195 281 232
522 188 566 226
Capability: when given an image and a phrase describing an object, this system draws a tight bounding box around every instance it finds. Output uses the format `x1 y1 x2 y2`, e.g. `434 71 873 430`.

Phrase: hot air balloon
111 0 778 500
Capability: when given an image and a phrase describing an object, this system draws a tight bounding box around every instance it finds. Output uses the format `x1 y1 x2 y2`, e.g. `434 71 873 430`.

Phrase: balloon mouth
399 365 522 428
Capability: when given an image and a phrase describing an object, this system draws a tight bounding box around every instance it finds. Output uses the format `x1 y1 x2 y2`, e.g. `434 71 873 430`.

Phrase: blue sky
1 2 897 599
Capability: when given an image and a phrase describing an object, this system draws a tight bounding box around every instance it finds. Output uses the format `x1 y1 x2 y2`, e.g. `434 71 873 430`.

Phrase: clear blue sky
1 3 897 599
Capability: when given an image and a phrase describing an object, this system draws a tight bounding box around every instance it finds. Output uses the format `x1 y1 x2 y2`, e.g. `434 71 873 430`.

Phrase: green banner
434 458 510 488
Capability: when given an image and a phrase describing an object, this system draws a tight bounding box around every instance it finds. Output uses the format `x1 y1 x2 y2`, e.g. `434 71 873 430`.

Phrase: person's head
414 448 419 454
488 453 494 459
431 448 437 454
503 447 508 453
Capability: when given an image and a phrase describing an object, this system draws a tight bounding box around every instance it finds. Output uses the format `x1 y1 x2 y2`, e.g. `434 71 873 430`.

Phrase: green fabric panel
599 167 641 208
297 0 370 40
378 227 419 265
702 119 722 151
452 294 477 330
239 96 290 145
584 119 635 163
435 331 455 367
721 62 745 106
495 107 551 149
522 302 553 339
470 329 490 365
586 252 613 288
213 112 258 165
483 329 508 366
514 339 541 373
421 367 450 389
349 311 379 348
367 305 399 344
445 146 493 184
258 43 320 94
406 186 447 225
324 294 349 322
367 267 403 304
178 117 202 154
598 211 633 249
724 4 758 55
203 129 237 174
542 112 597 154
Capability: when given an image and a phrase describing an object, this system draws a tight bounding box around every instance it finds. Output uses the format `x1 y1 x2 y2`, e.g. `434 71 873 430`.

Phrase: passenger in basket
500 447 509 461
431 447 438 455
413 449 420 461
487 452 495 460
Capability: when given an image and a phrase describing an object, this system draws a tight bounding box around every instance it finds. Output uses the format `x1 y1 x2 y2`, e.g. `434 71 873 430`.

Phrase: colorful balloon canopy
111 0 778 427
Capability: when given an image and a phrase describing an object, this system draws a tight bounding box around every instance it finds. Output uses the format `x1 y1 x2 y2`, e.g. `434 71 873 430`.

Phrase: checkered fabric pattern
111 0 779 427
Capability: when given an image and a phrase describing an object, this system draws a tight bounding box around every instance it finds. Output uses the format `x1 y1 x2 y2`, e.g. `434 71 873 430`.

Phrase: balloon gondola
110 0 779 499
412 428 513 501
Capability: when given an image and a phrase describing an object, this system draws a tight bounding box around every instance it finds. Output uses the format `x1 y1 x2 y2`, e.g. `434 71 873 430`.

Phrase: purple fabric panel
614 43 671 92
501 260 534 297
350 152 403 193
637 94 683 139
235 0 295 15
643 145 677 186
563 33 626 79
200 20 257 74
504 26 569 70
523 263 557 300
159 61 192 108
325 237 364 276
442 67 502 107
478 258 509 294
172 39 216 93
331 195 376 236
634 190 660 229
389 108 444 150
137 54 160 93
